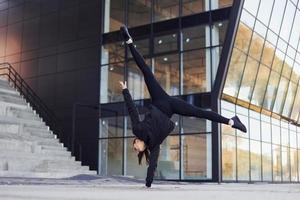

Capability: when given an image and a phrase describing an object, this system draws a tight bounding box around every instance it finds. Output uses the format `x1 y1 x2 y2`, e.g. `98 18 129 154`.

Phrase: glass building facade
100 0 232 181
222 0 300 182
99 0 300 183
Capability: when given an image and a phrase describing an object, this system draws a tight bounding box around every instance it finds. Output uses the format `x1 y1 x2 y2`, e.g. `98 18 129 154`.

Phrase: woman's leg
121 26 169 101
169 96 247 132
127 43 169 101
169 96 230 124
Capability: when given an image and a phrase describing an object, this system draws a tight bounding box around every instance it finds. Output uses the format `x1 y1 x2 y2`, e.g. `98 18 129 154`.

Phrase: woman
119 25 246 188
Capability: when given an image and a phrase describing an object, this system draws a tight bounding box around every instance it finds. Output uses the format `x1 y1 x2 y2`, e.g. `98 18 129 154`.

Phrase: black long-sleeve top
122 88 175 187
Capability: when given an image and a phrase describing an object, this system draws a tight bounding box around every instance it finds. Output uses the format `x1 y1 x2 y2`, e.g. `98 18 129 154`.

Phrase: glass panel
237 137 249 181
243 0 260 16
250 140 261 181
282 82 297 117
154 0 179 22
182 134 212 179
248 32 264 61
223 48 247 97
182 0 205 16
272 144 282 181
291 62 300 83
182 49 208 94
234 23 252 53
271 49 284 73
101 42 125 65
269 0 286 34
251 64 270 107
127 59 150 100
154 54 180 96
182 116 211 133
281 146 290 181
182 25 207 50
240 9 255 28
156 136 180 179
212 21 228 46
99 138 123 175
261 41 275 67
281 127 289 147
221 109 235 136
222 134 236 181
262 71 280 110
104 0 125 33
261 121 271 142
257 0 274 25
154 33 178 54
128 0 151 27
215 0 233 9
290 148 298 182
272 124 280 145
124 137 147 178
262 142 272 181
279 1 296 41
100 63 124 103
281 56 293 79
100 116 124 138
290 11 300 49
238 56 259 102
291 86 300 121
273 76 289 114
249 117 260 140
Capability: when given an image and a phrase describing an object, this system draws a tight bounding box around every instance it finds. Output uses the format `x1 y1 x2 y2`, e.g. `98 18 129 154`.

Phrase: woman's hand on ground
119 81 127 89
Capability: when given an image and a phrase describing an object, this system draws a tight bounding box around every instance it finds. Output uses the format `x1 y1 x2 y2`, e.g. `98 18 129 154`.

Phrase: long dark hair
133 138 150 165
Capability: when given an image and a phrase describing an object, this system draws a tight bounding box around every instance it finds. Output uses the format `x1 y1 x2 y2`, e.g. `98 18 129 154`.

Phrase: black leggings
128 43 230 125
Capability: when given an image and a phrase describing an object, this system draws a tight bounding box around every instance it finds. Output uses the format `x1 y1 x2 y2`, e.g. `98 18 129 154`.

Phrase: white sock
228 119 234 126
126 38 133 44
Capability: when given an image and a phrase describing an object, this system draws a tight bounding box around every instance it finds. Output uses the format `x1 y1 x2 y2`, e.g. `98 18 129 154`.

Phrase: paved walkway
0 175 299 200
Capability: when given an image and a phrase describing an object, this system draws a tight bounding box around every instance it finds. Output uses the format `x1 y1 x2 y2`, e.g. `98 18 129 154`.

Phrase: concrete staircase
0 78 97 178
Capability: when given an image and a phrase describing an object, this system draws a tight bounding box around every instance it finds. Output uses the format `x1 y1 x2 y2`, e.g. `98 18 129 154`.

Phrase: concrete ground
0 175 299 200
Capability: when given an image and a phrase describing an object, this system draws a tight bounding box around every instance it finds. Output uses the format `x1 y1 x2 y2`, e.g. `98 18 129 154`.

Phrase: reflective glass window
257 0 274 25
262 71 280 110
182 0 205 16
182 134 212 179
251 64 270 107
128 0 151 27
223 48 247 97
273 76 289 114
262 142 272 181
182 25 207 50
272 144 282 181
154 54 180 96
156 136 180 179
238 56 259 102
269 0 287 34
237 137 249 180
222 134 236 181
234 23 252 52
154 0 179 22
250 140 261 181
182 49 208 94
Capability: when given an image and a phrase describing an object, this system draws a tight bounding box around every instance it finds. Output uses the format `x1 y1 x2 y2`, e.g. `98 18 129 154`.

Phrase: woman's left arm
145 145 160 188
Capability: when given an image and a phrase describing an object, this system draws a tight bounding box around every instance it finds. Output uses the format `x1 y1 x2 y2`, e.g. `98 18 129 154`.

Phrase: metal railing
0 62 62 139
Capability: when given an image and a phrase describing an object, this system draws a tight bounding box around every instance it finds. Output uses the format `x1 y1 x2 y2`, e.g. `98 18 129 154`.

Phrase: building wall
221 0 300 182
0 0 102 170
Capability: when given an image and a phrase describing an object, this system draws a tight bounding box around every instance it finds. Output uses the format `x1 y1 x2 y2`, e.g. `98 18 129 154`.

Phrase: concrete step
6 107 40 121
0 131 61 148
0 158 83 172
0 115 46 128
0 170 97 178
0 94 27 105
0 150 75 162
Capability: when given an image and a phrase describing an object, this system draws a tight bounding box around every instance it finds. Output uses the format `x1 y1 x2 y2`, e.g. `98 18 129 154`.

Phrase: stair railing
0 62 63 140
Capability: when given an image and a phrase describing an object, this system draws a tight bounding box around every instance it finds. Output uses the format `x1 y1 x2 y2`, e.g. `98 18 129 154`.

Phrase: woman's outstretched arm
146 145 160 188
121 81 149 140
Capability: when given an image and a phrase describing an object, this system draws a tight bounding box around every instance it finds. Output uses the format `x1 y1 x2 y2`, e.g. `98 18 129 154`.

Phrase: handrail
0 62 63 140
